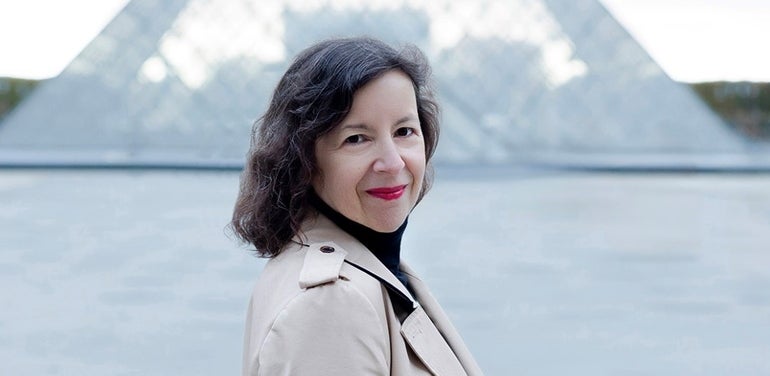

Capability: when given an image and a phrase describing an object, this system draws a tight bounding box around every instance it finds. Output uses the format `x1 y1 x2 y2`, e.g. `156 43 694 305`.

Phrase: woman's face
313 69 426 232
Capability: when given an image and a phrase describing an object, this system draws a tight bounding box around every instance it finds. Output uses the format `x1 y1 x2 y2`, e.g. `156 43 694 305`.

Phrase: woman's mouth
366 185 407 201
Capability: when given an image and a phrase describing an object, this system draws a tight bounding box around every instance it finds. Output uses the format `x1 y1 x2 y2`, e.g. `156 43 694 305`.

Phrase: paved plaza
2 168 769 375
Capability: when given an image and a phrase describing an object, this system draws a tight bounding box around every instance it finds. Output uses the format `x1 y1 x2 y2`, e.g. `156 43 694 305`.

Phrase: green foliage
690 81 770 140
0 77 41 121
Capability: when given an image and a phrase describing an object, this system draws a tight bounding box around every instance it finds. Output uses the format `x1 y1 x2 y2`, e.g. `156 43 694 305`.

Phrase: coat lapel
400 304 468 375
402 263 484 376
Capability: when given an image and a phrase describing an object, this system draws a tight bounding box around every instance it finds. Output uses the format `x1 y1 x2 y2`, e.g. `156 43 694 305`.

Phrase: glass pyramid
0 0 748 167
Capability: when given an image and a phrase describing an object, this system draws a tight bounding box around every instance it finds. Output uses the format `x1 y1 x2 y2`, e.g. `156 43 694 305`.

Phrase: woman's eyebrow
339 123 370 131
339 115 417 131
394 115 418 126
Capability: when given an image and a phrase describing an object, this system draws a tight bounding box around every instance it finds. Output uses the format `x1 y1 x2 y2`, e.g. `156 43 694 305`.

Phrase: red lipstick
366 185 407 201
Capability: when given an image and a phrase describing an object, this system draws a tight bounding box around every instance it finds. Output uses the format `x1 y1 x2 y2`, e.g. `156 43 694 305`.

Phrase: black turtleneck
308 191 409 288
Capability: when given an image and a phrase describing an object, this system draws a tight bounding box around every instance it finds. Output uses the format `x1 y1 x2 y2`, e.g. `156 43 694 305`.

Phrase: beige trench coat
242 213 483 375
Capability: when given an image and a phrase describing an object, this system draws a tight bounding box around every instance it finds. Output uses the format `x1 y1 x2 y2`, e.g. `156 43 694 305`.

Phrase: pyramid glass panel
0 0 748 167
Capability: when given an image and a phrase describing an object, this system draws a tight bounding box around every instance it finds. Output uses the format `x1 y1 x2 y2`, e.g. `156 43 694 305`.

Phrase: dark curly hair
230 37 440 257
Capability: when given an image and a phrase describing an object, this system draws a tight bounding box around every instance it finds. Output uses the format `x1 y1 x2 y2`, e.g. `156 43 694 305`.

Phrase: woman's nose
372 140 406 173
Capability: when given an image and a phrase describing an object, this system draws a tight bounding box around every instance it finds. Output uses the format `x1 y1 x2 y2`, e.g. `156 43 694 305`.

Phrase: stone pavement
1 169 769 375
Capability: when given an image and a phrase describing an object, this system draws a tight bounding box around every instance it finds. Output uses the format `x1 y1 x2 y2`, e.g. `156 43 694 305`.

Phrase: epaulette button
319 245 335 253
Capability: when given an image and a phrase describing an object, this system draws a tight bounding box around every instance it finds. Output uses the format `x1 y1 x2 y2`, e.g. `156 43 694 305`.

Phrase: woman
231 37 482 376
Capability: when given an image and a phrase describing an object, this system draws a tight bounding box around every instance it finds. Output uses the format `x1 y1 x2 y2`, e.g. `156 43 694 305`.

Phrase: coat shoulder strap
298 242 348 289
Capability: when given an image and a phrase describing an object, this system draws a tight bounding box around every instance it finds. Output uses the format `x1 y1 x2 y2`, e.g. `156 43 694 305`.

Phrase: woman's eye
395 127 415 137
344 134 365 144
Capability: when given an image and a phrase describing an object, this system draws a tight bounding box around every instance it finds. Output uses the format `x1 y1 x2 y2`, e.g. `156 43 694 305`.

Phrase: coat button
319 246 335 253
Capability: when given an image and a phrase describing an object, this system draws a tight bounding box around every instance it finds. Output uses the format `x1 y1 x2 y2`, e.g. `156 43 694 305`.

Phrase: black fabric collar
308 190 409 288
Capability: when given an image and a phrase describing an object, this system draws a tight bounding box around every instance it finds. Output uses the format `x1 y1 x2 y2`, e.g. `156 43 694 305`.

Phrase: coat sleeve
256 280 390 375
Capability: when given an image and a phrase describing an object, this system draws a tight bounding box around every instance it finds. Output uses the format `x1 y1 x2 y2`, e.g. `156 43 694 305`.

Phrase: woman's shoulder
249 240 389 323
244 242 393 375
244 241 391 364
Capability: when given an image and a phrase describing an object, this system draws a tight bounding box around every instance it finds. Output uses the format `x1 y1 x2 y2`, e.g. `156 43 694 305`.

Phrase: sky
0 0 768 82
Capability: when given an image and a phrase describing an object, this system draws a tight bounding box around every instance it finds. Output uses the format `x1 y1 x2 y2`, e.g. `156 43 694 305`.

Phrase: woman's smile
365 185 408 201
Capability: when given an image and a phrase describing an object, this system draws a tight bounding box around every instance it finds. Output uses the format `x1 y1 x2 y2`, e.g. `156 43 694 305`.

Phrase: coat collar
296 212 480 376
